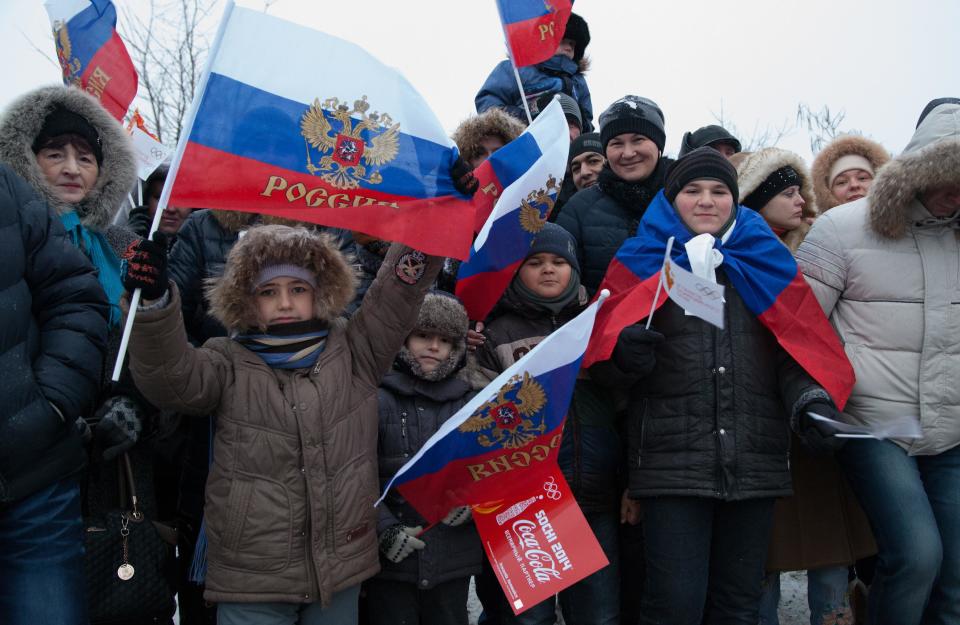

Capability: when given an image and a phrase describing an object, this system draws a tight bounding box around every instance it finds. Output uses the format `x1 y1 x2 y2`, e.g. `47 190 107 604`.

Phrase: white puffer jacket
797 103 960 456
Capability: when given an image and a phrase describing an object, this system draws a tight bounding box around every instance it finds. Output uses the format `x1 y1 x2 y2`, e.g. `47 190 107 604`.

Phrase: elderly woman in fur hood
738 148 876 625
797 99 960 624
475 13 593 131
121 224 443 625
0 87 162 469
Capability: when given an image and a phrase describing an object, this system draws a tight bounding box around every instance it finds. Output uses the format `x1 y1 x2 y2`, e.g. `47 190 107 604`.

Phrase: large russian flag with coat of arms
168 3 475 259
378 294 605 524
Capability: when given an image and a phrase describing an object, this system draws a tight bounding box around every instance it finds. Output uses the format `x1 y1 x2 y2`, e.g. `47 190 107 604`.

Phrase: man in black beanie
568 132 604 191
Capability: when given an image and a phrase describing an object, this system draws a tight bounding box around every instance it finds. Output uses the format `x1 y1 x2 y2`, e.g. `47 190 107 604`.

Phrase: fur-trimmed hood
451 108 526 166
0 85 136 230
868 103 960 239
206 225 357 332
736 147 817 252
811 134 891 211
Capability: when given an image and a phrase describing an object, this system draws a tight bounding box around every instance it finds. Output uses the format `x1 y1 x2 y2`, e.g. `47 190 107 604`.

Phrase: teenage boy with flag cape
584 148 855 623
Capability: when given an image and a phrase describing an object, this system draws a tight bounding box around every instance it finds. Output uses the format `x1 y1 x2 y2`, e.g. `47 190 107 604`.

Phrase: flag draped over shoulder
168 5 475 259
584 191 855 409
45 0 138 120
379 296 604 524
456 100 569 321
496 0 573 67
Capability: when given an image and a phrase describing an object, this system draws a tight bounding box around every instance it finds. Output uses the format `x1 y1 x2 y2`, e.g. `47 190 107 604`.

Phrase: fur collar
811 135 890 211
206 224 357 332
736 147 817 221
869 104 960 239
0 86 136 230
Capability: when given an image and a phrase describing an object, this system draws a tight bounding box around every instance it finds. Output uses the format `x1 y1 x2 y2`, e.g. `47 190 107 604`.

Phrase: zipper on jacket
636 399 648 468
400 410 409 452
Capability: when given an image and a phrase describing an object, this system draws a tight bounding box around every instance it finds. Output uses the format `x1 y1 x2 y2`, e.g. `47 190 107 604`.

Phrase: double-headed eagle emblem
458 372 548 449
519 175 559 235
300 95 400 189
53 21 83 86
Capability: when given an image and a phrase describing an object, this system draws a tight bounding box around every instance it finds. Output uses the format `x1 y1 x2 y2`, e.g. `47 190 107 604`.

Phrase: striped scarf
234 320 329 369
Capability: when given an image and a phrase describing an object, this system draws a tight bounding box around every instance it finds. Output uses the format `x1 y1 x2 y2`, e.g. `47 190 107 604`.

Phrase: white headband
829 155 874 186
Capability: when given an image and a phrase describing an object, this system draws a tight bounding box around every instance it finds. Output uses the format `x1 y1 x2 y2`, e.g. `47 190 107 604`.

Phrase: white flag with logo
663 254 726 329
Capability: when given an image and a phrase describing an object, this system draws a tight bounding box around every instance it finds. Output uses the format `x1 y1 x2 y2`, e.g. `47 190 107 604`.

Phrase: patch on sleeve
395 250 427 285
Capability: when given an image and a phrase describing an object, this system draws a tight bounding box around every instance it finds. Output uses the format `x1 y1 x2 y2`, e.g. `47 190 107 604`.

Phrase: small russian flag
496 0 573 67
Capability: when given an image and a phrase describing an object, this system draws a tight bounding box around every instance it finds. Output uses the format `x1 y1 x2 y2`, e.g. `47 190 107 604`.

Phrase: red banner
472 471 608 615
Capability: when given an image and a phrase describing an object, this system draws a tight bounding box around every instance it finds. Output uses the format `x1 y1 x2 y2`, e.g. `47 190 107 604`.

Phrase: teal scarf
60 211 124 327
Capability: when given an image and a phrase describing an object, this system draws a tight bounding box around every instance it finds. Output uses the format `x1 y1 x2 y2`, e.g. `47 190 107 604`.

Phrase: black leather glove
798 401 846 456
451 156 479 197
121 232 169 300
612 325 664 376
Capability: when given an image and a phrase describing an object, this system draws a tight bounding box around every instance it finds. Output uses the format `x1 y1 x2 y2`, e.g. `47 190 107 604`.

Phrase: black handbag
83 452 177 625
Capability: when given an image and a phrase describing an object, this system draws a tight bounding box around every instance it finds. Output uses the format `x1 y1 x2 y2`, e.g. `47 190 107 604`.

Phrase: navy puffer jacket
0 165 109 503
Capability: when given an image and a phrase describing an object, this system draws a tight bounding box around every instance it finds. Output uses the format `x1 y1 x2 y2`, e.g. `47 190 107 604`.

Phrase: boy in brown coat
121 224 442 625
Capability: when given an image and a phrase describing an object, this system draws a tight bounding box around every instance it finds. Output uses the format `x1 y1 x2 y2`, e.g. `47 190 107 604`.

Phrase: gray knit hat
599 96 666 153
397 291 469 382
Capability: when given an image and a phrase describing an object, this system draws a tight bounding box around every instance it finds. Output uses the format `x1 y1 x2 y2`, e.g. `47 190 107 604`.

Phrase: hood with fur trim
0 85 136 230
869 103 960 239
451 108 526 165
811 135 891 211
396 291 469 382
736 147 817 252
206 225 357 332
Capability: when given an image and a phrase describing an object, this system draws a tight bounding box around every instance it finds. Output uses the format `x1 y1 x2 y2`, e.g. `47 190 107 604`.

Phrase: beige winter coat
797 103 960 455
130 240 441 605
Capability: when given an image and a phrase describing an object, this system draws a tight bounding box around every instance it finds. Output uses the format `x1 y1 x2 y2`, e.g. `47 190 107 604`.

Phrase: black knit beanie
526 223 580 273
568 132 602 166
741 166 802 210
32 106 103 164
679 125 742 157
598 96 666 153
664 147 739 204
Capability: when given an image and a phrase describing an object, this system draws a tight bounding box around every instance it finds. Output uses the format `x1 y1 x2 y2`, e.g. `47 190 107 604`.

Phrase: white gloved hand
378 525 425 563
441 506 472 527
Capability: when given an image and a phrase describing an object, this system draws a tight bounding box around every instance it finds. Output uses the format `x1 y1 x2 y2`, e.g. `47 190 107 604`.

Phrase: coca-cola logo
512 519 561 583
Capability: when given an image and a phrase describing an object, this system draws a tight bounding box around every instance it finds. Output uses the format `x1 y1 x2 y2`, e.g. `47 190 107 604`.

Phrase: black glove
451 156 479 197
93 395 143 461
798 401 846 456
121 232 169 300
612 325 664 375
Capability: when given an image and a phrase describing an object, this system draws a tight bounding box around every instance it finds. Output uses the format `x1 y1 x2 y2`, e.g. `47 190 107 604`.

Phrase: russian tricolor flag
378 293 605 524
456 100 569 321
497 0 573 67
583 192 855 409
45 0 138 121
167 3 475 259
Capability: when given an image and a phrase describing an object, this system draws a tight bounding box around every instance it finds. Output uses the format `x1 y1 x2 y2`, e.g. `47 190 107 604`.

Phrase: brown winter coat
129 239 442 606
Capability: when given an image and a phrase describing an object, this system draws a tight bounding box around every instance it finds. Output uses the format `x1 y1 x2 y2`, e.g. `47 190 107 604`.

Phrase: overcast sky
5 0 959 161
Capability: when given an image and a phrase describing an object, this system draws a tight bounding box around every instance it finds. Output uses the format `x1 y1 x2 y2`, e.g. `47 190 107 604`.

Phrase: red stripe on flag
583 261 665 368
170 142 475 259
471 160 505 233
758 270 855 409
503 2 572 67
80 32 137 120
455 259 524 322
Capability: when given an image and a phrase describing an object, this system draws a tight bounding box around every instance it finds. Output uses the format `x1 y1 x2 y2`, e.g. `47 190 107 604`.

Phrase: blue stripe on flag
488 133 543 190
188 73 458 198
497 0 552 23
64 0 117 69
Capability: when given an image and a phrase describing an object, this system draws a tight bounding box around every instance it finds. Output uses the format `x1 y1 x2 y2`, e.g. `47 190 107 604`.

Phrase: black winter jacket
0 166 109 503
376 369 482 588
610 270 828 501
477 287 622 513
556 159 673 293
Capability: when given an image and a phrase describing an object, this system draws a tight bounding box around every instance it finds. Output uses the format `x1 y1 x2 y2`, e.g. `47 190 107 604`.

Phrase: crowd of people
0 9 958 625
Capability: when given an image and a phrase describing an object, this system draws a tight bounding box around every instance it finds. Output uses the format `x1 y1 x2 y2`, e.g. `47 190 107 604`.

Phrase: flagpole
645 237 675 330
494 2 533 125
111 0 236 382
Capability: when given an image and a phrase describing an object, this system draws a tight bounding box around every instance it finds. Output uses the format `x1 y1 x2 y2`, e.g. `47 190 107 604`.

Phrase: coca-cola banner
473 471 609 615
